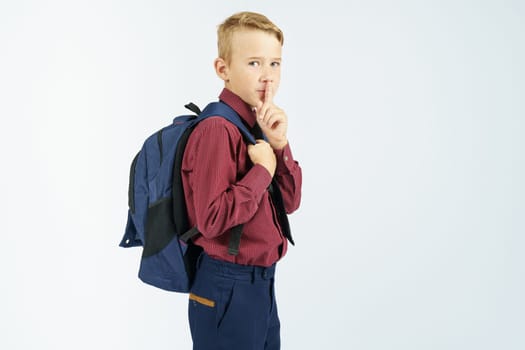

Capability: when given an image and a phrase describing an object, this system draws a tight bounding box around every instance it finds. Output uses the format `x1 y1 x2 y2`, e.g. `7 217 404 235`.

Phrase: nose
260 67 273 83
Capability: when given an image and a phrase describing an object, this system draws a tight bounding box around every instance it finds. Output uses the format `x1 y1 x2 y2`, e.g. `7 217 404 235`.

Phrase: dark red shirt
181 88 302 267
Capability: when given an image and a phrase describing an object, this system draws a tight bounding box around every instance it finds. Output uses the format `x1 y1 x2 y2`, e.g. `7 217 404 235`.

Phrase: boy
182 12 302 349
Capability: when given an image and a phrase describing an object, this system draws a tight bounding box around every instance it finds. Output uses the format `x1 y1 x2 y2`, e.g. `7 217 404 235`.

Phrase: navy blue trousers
188 253 280 350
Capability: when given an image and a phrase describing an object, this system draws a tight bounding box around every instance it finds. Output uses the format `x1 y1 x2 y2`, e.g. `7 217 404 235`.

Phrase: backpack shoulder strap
175 101 256 256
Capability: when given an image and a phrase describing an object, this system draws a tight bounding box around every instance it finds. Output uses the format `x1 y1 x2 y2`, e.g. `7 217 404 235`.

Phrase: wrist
260 162 276 177
270 139 288 150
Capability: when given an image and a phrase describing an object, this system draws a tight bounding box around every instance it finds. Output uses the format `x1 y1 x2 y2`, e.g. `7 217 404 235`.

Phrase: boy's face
216 29 282 108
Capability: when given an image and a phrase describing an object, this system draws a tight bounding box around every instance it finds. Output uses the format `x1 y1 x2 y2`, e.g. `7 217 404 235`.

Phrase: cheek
272 80 280 93
271 71 281 86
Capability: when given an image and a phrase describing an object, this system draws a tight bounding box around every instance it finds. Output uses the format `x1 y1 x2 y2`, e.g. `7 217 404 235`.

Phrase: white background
1 0 524 349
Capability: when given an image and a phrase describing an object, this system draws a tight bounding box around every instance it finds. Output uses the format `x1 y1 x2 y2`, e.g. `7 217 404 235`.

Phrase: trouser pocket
188 268 235 330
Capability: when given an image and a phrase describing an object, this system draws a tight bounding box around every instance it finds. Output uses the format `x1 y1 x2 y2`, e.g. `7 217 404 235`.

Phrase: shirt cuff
238 164 273 201
275 143 295 174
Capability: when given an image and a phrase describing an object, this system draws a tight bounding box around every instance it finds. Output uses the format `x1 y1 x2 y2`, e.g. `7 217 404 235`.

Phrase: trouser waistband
198 253 276 281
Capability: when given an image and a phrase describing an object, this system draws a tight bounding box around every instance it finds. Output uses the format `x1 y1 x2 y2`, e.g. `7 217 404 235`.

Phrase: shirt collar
219 88 257 129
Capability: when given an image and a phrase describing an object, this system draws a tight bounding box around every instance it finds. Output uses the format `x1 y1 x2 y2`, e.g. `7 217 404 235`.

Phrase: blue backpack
119 102 258 292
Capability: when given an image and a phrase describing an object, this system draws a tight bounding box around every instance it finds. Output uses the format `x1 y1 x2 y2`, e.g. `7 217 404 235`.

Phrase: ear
214 57 229 82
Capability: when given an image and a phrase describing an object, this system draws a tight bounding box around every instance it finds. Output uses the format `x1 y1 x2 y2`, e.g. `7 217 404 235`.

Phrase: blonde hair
217 12 284 63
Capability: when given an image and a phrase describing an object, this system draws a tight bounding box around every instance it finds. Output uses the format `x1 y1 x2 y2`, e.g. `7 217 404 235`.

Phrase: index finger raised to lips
264 81 273 105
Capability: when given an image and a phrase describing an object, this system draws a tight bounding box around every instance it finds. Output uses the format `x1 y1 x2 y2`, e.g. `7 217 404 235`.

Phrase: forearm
193 164 272 238
273 143 302 213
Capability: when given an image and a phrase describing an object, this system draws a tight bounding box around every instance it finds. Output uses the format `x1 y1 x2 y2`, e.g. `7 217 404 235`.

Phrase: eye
271 61 281 68
248 61 260 67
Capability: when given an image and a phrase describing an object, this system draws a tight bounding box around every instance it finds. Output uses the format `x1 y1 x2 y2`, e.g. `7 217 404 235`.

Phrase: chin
243 99 255 108
247 97 259 108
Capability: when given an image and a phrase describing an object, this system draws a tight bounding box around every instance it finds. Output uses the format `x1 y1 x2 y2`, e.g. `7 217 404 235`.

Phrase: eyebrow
247 56 282 61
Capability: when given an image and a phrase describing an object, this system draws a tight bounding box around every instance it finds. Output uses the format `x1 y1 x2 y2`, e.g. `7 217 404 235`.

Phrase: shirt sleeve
274 143 302 214
184 117 273 239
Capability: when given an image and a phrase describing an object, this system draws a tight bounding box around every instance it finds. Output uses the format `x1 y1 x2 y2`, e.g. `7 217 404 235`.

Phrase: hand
247 140 277 177
255 82 288 150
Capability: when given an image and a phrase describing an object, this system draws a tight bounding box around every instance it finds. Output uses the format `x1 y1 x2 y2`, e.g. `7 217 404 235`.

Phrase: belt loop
251 268 255 284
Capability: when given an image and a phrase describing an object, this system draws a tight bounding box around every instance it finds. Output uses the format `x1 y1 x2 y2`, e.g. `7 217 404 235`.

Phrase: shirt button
284 156 289 161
